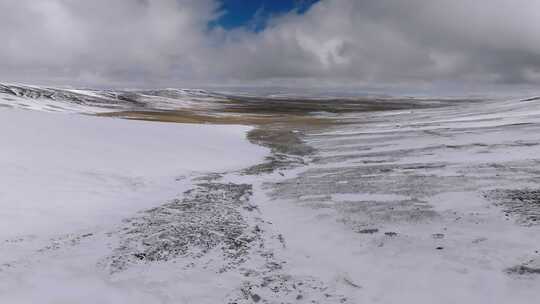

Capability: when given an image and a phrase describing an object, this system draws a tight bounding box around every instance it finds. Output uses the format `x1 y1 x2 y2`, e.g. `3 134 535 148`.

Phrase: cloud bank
1 0 539 90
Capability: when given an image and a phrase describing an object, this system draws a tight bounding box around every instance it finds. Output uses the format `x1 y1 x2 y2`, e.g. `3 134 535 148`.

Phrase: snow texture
2 84 540 303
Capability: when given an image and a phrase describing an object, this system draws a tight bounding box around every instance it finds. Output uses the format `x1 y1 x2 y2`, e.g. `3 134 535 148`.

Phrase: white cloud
0 0 219 86
1 0 540 89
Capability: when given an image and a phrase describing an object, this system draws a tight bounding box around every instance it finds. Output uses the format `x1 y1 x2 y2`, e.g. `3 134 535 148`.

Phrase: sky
214 0 319 31
0 0 539 92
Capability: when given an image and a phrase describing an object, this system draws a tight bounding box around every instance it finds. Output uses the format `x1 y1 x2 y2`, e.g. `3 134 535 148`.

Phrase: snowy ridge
0 82 478 116
0 83 228 114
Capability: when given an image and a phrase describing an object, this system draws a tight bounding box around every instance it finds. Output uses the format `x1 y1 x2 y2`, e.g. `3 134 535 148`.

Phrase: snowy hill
0 83 228 113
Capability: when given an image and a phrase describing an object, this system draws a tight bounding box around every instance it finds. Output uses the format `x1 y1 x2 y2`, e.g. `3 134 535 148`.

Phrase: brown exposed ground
97 110 340 127
95 96 463 126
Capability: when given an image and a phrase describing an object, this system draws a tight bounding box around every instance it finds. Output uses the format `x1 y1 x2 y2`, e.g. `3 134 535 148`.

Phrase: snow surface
249 96 540 303
2 89 540 303
0 108 268 303
0 108 266 238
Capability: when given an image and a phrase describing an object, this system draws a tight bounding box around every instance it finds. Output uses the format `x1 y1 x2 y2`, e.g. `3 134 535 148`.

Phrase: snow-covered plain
2 83 540 303
253 96 540 303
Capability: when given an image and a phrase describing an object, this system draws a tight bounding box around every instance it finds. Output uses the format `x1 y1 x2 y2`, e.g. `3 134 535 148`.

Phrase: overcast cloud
1 0 539 89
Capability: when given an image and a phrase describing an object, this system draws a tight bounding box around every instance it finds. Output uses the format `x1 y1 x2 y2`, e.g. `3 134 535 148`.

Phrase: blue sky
215 0 319 30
